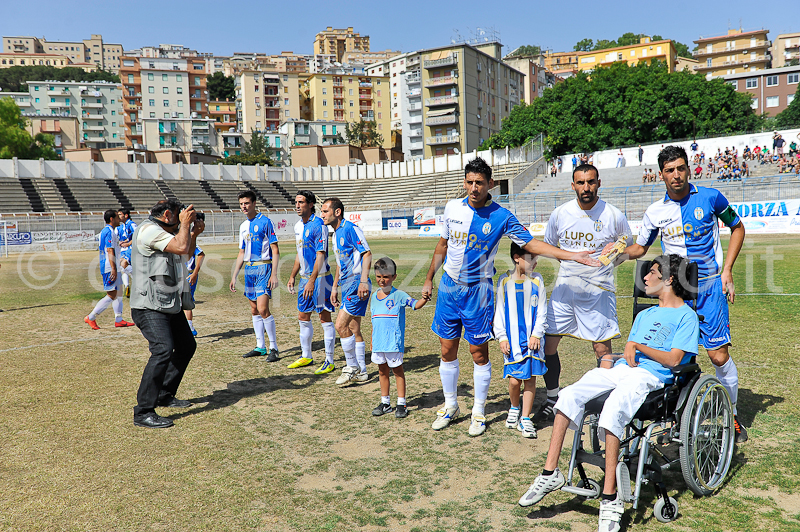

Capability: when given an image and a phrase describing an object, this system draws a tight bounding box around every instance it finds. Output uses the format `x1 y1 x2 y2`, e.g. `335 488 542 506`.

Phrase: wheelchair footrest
575 449 606 469
562 485 598 498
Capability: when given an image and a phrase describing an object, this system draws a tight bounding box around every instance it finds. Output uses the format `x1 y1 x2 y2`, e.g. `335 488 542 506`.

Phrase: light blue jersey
98 224 119 274
186 245 203 272
239 213 277 262
615 304 699 384
332 220 370 285
370 287 417 353
294 214 330 276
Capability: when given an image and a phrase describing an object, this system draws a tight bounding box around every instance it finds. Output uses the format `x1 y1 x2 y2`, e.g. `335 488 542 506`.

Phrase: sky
2 0 797 59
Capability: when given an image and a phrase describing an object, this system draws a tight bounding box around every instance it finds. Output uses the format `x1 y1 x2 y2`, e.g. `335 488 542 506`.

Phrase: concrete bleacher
0 177 33 213
112 181 168 211
54 179 123 212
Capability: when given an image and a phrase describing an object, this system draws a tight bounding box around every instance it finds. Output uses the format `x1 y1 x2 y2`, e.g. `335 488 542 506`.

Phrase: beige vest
130 220 194 314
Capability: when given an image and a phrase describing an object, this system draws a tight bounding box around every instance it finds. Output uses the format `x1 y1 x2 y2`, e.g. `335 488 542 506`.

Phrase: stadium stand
112 180 168 211
0 177 34 213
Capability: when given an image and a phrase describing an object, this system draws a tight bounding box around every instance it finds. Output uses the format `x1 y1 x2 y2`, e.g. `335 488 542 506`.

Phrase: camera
196 212 205 221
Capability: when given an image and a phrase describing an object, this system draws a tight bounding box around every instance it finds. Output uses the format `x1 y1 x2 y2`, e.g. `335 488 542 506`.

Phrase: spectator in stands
753 145 761 160
774 132 785 156
789 141 797 157
572 155 578 170
616 149 624 168
733 164 741 181
705 160 714 179
694 164 703 179
642 168 649 183
743 146 751 160
691 139 698 153
557 157 563 173
700 151 706 164
742 160 749 177
649 169 657 183
638 145 643 165
550 162 558 177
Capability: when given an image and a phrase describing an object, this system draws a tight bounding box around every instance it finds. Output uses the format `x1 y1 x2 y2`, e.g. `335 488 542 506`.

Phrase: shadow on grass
737 388 783 428
523 498 603 524
0 302 69 312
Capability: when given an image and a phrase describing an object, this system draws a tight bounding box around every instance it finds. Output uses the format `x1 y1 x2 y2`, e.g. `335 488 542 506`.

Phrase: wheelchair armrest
670 363 701 376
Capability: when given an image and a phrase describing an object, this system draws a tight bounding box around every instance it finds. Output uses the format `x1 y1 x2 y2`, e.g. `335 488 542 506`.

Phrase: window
285 109 290 117
323 99 327 106
150 112 156 118
162 74 168 81
177 87 182 94
322 125 326 135
163 100 169 107
766 96 779 108
255 110 260 116
34 86 39 91
323 111 328 118
148 86 155 93
788 94 795 105
378 112 382 119
283 75 288 81
177 100 183 107
111 110 116 116
706 58 712 67
332 125 336 135
194 77 200 86
788 73 799 84
349 101 353 107
163 87 169 94
322 87 327 95
728 80 738 89
176 74 182 82
148 73 154 81
110 99 115 104
284 87 288 94
751 98 758 110
149 99 155 106
112 122 116 127
350 112 354 119
746 78 758 89
127 74 134 83
766 75 778 87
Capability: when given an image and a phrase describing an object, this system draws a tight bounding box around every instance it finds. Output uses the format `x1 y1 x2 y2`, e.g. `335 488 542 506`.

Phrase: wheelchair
558 260 735 522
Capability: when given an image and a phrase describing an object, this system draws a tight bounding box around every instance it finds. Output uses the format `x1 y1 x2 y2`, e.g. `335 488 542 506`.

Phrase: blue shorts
244 263 272 301
697 275 731 350
340 278 371 317
503 353 547 380
298 273 334 313
121 248 132 262
431 273 494 345
187 274 198 301
102 271 121 292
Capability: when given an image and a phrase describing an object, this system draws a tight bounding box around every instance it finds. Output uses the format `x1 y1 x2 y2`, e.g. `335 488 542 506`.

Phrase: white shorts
371 351 404 368
546 278 621 342
555 365 663 442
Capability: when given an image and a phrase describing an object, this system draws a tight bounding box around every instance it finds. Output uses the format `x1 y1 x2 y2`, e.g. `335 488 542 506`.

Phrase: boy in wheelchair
519 254 699 532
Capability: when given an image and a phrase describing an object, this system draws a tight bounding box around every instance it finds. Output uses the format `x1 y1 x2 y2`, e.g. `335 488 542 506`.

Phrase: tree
574 39 594 52
574 34 693 58
775 86 800 127
507 45 542 58
0 98 59 159
219 128 274 166
483 61 763 156
207 72 235 101
344 119 383 147
0 65 119 92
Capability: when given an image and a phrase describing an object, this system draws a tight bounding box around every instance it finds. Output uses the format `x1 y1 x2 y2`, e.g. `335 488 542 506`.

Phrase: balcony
190 93 203 99
333 80 343 87
83 125 105 131
407 128 422 138
15 99 32 107
264 78 279 85
406 56 421 67
359 82 373 87
81 101 103 108
405 89 421 98
159 125 178 134
424 54 458 69
425 74 457 88
47 89 70 96
85 135 105 143
406 73 421 84
47 101 70 108
426 134 459 145
407 115 422 124
425 95 458 107
192 122 210 131
360 115 375 121
359 93 372 100
359 104 372 111
426 114 458 126
695 55 769 70
693 41 770 57
40 123 61 133
82 112 103 120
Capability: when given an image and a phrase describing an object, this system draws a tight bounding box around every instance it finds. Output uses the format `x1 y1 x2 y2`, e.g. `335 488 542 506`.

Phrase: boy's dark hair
464 157 492 181
374 257 397 275
510 242 534 261
104 209 118 223
573 163 599 181
650 254 694 300
237 190 257 203
325 197 344 217
657 145 689 171
118 208 131 216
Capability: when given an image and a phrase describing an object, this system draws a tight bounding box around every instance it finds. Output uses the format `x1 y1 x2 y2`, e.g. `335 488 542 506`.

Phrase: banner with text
388 219 408 232
346 210 383 232
413 207 436 225
729 198 800 234
0 232 32 245
268 213 301 238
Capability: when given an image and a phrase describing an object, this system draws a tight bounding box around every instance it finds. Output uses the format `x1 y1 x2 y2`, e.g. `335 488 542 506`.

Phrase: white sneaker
335 366 358 385
431 405 460 431
598 497 624 532
468 415 487 436
517 417 537 439
518 468 566 507
354 369 369 382
505 407 520 428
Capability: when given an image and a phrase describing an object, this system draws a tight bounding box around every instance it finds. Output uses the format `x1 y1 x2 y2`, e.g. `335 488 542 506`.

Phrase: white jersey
544 199 631 291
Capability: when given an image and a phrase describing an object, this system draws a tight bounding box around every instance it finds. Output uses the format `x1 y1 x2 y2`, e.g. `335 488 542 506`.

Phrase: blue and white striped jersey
441 197 533 284
98 224 120 274
239 213 277 262
186 245 203 272
493 272 547 363
116 220 132 243
332 220 370 285
636 185 741 278
370 286 417 353
294 214 330 277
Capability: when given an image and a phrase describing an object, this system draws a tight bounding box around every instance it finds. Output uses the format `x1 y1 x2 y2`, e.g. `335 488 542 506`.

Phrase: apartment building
141 117 219 155
693 29 771 78
235 70 303 136
502 57 546 103
27 115 81 157
208 99 237 133
772 33 800 69
2 34 123 73
723 65 800 116
304 71 392 149
313 27 370 63
0 53 82 70
575 38 678 73
281 119 346 147
543 51 578 72
366 51 420 133
120 55 208 150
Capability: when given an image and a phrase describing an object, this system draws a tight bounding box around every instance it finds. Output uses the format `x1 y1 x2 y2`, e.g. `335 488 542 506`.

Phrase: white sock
112 297 123 322
439 359 460 408
397 397 406 406
472 361 492 417
253 315 265 349
715 357 739 415
89 295 113 320
381 395 391 405
187 319 194 331
121 272 129 287
263 315 278 350
299 320 313 359
355 341 366 372
321 321 335 364
547 388 560 401
341 334 356 368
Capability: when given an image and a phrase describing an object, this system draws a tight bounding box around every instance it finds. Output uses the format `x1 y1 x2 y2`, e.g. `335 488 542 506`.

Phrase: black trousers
132 308 196 418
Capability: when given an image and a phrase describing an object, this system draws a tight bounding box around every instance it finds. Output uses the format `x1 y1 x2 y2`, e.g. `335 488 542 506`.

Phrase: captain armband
718 206 739 227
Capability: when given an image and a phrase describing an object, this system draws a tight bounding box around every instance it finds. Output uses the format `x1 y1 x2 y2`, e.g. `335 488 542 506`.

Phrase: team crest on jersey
481 222 491 235
594 220 603 232
340 237 345 246
385 299 395 309
254 225 258 232
694 207 704 221
305 229 309 237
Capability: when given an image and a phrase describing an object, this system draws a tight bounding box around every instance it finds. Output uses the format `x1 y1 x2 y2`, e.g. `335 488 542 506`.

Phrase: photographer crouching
131 199 205 428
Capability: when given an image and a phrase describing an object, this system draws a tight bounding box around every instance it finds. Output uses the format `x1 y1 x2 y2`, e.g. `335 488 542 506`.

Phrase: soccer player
518 255 699 532
117 209 137 298
370 257 430 418
535 164 632 423
85 209 135 329
421 157 599 437
286 191 337 374
229 191 280 361
184 244 205 336
622 145 748 442
320 197 373 385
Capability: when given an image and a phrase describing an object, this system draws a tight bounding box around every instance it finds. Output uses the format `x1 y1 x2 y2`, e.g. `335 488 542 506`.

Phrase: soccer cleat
468 415 487 436
517 417 537 439
518 468 566 507
598 497 624 532
266 348 279 363
314 360 335 375
84 316 100 330
533 399 557 423
395 404 408 418
287 356 313 369
335 366 358 385
734 415 749 443
115 320 135 327
431 406 460 431
354 369 369 383
506 407 520 429
372 402 395 416
243 348 267 358
191 329 198 337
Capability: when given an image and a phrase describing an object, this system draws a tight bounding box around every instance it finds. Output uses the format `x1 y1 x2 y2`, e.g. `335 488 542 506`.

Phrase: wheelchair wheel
654 496 679 522
679 374 734 496
576 478 601 500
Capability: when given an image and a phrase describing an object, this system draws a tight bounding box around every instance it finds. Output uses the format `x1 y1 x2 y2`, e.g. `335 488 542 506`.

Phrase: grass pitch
1 235 799 531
